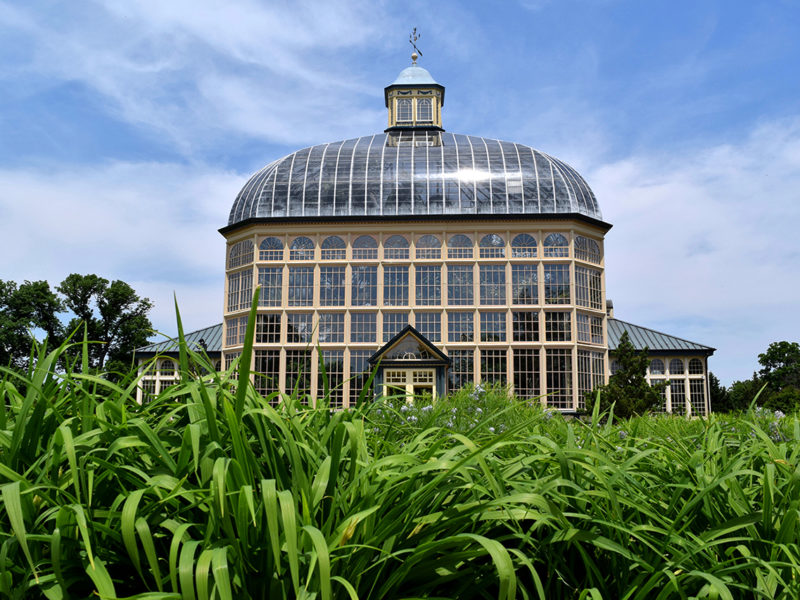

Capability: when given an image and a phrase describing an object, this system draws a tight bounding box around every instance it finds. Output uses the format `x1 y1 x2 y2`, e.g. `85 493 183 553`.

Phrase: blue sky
2 0 799 385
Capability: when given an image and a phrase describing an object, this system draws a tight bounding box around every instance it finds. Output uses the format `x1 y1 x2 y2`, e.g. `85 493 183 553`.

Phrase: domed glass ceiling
228 131 602 226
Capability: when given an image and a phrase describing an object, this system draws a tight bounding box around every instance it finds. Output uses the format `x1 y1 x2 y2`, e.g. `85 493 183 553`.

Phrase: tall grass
1 298 799 598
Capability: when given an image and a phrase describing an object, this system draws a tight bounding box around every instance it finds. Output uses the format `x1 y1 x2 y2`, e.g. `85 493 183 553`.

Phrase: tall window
350 350 374 406
448 265 473 305
480 265 506 305
321 236 346 260
416 312 441 342
319 266 345 306
591 316 603 344
511 234 537 258
319 350 345 407
449 350 474 391
288 267 314 306
254 350 280 400
689 380 705 416
258 267 282 307
286 349 312 399
350 313 376 343
479 234 505 258
513 349 539 400
289 236 315 260
318 313 345 343
671 380 686 415
351 266 377 306
543 233 569 257
227 270 253 312
544 264 570 304
259 237 283 261
481 350 507 386
512 311 538 341
447 234 473 259
384 266 409 305
480 311 506 342
226 316 248 346
576 313 591 343
397 98 412 122
416 234 441 259
383 312 408 342
511 264 537 304
417 98 432 122
415 265 441 305
352 235 378 260
228 240 254 268
287 313 313 344
546 349 572 409
384 235 410 260
448 312 474 342
545 311 571 342
255 314 281 344
576 266 602 310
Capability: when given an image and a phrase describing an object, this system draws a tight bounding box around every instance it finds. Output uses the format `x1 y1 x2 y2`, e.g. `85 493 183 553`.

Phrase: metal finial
409 27 422 64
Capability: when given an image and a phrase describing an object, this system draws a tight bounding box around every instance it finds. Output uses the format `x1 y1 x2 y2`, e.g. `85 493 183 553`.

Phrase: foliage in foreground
1 314 799 598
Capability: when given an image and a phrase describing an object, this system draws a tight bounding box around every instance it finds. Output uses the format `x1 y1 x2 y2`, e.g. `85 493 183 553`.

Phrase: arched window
321 235 346 260
610 360 621 375
289 236 315 260
448 234 473 259
649 359 665 375
511 233 537 258
416 234 441 259
228 240 254 268
543 233 569 257
384 235 410 260
575 236 601 264
479 234 505 258
688 358 704 375
397 98 412 122
417 98 432 122
352 235 378 260
259 237 283 261
669 359 685 375
160 360 176 376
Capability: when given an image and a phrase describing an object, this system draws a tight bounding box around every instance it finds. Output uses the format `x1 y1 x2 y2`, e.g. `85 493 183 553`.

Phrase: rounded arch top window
649 359 665 375
448 234 473 259
610 359 621 375
321 235 346 260
228 240 254 268
384 235 410 260
397 98 412 122
259 237 283 261
511 233 537 258
575 235 601 264
688 358 704 374
479 234 505 258
669 359 685 375
416 234 441 259
160 359 176 376
543 233 569 257
289 236 315 260
417 98 432 122
352 235 378 260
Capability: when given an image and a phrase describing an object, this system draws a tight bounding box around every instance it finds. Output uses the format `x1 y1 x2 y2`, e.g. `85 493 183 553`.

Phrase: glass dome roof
227 131 602 226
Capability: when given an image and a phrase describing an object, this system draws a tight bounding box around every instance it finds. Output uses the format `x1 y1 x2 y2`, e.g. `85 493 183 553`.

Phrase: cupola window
397 98 412 122
417 98 432 122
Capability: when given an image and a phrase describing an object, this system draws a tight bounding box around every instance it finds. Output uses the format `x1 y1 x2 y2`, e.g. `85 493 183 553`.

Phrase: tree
757 341 800 412
57 274 153 374
708 372 730 412
592 331 663 419
0 280 63 369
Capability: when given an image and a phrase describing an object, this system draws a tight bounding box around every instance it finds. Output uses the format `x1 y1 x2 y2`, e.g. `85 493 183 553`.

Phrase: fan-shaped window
575 236 601 264
384 235 410 260
649 359 665 375
688 358 704 375
289 236 315 260
228 240 254 268
160 360 176 376
448 234 473 259
610 360 621 375
397 98 412 122
511 234 537 258
669 359 685 375
543 233 569 257
321 235 346 260
417 98 432 122
259 237 284 261
352 235 378 260
479 234 505 258
416 234 441 259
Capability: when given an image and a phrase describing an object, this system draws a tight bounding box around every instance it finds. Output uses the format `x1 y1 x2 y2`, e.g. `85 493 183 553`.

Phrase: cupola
384 52 445 132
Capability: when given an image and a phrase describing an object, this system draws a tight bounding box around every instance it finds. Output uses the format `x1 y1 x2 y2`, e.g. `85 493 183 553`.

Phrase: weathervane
409 27 422 64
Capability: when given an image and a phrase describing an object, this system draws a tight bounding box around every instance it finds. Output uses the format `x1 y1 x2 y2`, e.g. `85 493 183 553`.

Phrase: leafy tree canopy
758 341 800 391
0 280 63 369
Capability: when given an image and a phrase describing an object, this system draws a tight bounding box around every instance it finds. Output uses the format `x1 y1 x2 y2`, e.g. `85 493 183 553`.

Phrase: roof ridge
609 318 714 350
